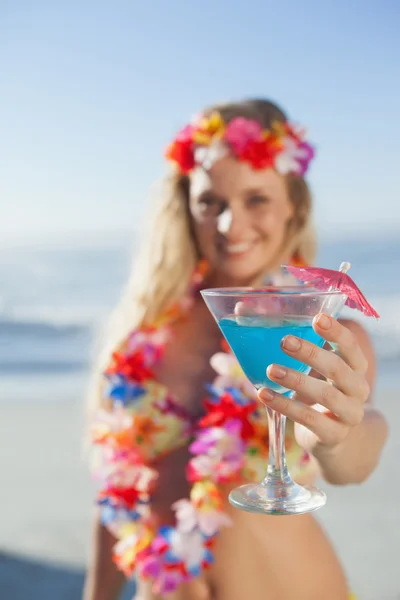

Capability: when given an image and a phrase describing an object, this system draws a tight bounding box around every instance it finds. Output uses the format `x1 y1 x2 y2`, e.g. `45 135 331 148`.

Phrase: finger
266 364 364 426
292 391 316 406
312 314 369 374
234 300 254 316
258 387 348 447
234 298 282 319
280 334 370 401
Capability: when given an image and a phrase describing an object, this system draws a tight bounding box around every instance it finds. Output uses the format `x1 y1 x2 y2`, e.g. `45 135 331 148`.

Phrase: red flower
165 125 196 173
99 485 140 509
238 138 281 170
106 351 154 382
165 140 195 173
200 392 257 440
220 338 231 353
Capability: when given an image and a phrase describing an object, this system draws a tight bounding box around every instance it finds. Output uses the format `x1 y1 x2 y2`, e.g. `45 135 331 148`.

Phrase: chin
214 261 266 287
221 248 270 281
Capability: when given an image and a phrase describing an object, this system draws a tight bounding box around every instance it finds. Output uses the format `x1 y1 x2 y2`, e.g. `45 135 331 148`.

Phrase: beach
0 396 134 600
0 381 398 600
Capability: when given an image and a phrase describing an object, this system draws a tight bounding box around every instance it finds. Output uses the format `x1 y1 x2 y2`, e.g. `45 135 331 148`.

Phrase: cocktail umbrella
286 262 379 319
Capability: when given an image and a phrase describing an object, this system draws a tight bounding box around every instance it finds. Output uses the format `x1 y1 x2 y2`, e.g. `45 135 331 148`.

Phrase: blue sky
1 1 399 242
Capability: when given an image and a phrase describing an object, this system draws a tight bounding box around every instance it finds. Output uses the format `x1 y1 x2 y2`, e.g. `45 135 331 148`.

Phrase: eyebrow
196 190 226 202
242 187 269 196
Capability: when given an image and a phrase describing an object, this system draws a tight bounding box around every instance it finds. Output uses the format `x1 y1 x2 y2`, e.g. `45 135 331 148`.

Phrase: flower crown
165 111 315 176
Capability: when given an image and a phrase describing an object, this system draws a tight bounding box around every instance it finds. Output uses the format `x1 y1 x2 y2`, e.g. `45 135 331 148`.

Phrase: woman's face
189 156 294 285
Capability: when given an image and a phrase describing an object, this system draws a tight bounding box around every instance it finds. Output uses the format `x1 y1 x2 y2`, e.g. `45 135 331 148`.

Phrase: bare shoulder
338 318 376 393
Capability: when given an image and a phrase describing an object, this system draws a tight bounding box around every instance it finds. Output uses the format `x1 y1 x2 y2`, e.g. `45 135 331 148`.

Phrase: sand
0 386 399 600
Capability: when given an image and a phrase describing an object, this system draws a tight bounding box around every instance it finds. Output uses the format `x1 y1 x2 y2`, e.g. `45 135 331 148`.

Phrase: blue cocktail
219 316 324 393
201 271 346 515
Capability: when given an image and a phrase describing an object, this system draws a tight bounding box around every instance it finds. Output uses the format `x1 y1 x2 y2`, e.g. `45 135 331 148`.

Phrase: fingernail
268 364 287 379
282 336 301 352
260 388 275 402
317 314 331 330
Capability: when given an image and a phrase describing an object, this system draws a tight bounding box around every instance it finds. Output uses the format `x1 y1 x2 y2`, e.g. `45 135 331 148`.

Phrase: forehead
190 155 284 198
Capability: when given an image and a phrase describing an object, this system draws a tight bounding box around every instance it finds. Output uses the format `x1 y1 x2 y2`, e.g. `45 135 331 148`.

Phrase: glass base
229 481 326 515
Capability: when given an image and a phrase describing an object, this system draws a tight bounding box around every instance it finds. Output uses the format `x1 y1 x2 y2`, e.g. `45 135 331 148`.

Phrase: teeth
225 242 252 254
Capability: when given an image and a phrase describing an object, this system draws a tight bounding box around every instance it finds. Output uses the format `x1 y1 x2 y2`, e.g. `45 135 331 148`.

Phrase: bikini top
90 318 315 595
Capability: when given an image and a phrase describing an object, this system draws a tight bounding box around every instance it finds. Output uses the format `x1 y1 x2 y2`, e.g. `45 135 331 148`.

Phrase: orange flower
133 414 164 446
190 480 223 512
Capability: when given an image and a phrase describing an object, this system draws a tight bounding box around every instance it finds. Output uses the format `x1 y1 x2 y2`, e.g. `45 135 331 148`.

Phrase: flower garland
90 263 312 595
165 111 315 176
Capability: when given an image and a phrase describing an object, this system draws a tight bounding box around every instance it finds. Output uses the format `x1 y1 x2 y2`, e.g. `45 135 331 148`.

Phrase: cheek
255 210 280 236
256 204 292 243
192 218 217 255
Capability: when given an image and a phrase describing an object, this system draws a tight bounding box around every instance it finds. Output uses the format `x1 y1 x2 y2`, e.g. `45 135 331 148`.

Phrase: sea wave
1 293 400 377
0 312 94 374
0 317 89 338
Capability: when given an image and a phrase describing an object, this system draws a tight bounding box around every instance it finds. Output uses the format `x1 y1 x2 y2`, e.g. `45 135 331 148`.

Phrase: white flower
194 140 228 170
168 528 206 570
172 499 198 533
91 406 132 441
275 137 309 175
210 352 255 398
172 498 232 537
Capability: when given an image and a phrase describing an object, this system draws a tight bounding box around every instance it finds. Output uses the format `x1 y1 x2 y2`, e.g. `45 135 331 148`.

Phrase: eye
196 194 226 217
247 194 271 207
199 194 218 207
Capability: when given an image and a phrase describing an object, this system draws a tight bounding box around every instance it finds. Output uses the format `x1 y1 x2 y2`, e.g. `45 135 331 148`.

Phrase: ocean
0 234 399 402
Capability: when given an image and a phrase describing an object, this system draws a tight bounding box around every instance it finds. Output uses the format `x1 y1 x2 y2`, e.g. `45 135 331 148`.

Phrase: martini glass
201 268 346 515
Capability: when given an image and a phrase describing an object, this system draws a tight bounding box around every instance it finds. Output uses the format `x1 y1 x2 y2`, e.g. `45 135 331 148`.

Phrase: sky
1 0 400 243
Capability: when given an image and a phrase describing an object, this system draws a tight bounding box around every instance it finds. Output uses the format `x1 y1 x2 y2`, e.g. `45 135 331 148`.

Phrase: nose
217 204 247 237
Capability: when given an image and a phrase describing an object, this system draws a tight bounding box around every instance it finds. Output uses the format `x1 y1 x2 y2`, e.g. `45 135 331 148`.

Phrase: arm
312 405 388 484
311 319 388 485
83 509 126 600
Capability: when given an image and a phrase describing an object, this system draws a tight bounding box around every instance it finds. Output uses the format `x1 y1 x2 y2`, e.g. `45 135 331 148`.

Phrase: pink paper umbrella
286 262 379 319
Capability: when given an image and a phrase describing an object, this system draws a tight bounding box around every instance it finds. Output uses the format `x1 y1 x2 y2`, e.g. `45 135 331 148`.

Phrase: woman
83 99 388 600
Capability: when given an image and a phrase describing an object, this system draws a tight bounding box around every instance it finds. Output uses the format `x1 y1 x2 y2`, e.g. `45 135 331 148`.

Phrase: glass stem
263 407 292 486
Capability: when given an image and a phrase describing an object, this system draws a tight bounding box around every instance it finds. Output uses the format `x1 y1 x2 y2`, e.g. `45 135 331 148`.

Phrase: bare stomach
210 504 349 600
136 449 349 600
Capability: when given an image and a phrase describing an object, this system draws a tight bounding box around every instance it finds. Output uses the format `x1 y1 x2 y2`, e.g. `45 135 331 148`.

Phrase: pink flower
100 454 158 491
137 525 215 593
224 117 263 153
296 141 315 175
139 555 183 594
176 124 195 142
188 420 245 482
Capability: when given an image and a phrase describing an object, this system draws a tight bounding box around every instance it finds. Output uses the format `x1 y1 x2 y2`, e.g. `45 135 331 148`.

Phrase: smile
222 241 256 256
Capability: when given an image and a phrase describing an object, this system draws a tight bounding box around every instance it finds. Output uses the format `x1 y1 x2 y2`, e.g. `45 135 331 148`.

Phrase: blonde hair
86 99 317 417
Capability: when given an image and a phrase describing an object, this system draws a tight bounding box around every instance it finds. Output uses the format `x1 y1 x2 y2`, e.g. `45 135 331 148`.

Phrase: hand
258 313 370 452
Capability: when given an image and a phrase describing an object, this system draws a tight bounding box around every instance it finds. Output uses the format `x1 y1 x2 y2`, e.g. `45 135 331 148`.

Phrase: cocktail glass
201 268 346 515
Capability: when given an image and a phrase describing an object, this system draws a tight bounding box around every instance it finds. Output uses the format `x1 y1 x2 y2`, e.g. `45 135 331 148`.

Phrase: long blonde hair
86 99 317 416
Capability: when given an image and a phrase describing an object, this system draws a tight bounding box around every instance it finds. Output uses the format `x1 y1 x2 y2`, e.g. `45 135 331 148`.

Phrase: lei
90 262 310 595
